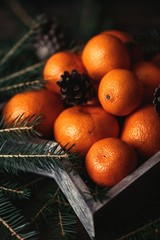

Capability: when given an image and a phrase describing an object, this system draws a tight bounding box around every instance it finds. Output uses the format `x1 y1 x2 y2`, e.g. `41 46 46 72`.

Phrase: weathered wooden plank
25 140 160 239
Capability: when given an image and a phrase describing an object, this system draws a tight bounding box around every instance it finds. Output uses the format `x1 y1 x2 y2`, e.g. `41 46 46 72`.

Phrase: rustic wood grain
27 140 160 240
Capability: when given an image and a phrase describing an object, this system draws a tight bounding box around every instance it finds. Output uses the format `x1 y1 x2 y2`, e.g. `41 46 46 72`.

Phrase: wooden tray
34 141 160 240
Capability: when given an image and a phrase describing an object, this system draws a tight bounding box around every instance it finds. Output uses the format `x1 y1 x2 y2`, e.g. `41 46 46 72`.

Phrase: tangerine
121 104 160 162
133 61 160 103
85 137 137 187
98 69 143 116
102 29 143 64
102 29 134 44
82 33 131 82
53 105 119 156
43 51 86 94
2 89 64 138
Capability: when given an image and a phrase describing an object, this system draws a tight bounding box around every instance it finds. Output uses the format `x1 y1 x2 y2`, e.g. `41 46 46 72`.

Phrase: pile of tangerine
2 29 160 187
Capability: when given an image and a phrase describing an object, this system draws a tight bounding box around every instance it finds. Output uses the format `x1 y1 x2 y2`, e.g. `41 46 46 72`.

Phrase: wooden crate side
19 139 160 240
51 164 96 239
93 152 160 239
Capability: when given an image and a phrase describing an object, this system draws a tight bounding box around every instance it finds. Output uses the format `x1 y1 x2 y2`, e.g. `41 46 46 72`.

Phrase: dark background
1 0 160 45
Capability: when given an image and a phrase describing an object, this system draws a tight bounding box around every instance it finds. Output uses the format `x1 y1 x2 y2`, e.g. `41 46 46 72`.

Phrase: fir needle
0 29 34 65
0 62 45 83
6 0 35 28
0 14 43 66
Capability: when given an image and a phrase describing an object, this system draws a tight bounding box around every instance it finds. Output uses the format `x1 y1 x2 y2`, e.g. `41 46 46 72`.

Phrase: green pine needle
0 61 45 100
86 184 109 203
0 192 38 240
26 178 77 240
6 0 35 28
0 139 75 175
0 15 47 99
52 205 77 240
30 186 60 225
0 79 46 97
0 179 30 199
0 61 45 84
41 187 77 240
48 186 77 239
0 14 45 66
116 217 160 240
0 114 43 141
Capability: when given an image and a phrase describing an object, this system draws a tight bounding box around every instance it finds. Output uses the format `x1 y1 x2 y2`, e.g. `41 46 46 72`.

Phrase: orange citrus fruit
85 137 137 187
102 29 143 64
121 104 160 162
53 105 119 156
2 89 64 138
102 29 134 44
133 61 160 103
98 69 144 116
43 51 86 94
82 33 131 82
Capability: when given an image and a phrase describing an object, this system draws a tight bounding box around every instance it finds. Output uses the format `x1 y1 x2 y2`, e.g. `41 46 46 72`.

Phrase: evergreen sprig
29 183 60 225
0 140 68 174
52 187 77 240
0 179 30 199
0 61 45 100
6 0 35 29
0 192 38 240
86 184 109 203
0 78 46 97
0 15 46 101
0 114 42 141
0 14 45 66
116 217 160 240
0 61 44 82
24 178 77 240
52 205 77 240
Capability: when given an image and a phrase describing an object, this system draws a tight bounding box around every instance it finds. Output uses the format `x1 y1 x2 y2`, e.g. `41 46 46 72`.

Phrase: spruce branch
0 79 46 96
0 193 38 240
116 217 160 240
0 62 45 100
31 198 51 224
0 14 45 66
0 61 44 84
86 185 109 203
52 205 77 240
58 208 65 237
0 152 65 173
25 177 77 240
31 187 60 224
0 218 24 240
0 114 42 141
21 176 44 190
47 187 77 239
6 0 35 28
0 29 34 66
0 139 75 174
0 186 23 194
0 15 46 98
0 180 30 199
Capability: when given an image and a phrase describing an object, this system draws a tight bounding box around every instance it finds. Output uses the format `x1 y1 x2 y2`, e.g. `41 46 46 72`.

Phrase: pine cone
57 70 96 107
153 85 160 116
33 15 71 60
